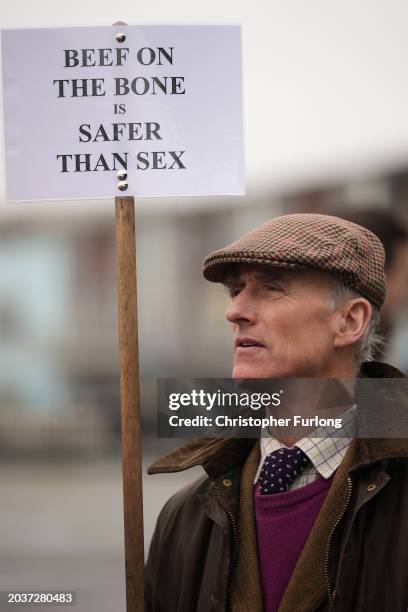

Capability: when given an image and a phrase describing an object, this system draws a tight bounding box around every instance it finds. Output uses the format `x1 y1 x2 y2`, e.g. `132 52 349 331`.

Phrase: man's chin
231 359 295 379
232 363 274 379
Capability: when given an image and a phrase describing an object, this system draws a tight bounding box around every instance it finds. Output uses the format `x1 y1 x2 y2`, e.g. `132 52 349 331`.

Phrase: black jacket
146 362 408 611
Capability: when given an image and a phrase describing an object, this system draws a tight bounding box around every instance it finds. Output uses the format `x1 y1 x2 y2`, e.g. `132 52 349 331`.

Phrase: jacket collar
148 361 408 478
147 435 256 478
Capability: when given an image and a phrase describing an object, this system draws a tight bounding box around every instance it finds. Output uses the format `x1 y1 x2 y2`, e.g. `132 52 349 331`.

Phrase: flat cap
202 213 386 308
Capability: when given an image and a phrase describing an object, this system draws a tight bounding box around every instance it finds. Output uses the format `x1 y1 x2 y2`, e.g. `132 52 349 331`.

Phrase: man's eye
229 288 241 298
264 284 282 291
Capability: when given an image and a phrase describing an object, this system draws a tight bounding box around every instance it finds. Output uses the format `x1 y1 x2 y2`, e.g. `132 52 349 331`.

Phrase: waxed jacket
145 362 408 612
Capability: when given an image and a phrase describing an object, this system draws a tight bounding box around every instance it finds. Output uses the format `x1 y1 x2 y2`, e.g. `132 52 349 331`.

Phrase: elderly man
145 214 408 612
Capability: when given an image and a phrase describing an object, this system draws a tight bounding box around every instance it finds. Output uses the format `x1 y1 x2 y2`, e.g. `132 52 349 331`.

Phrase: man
145 213 408 612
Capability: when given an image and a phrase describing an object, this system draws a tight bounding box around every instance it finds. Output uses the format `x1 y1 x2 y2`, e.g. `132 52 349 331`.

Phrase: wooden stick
115 196 145 612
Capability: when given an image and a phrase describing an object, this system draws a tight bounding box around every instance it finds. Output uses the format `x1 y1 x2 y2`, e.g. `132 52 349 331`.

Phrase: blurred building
0 169 408 461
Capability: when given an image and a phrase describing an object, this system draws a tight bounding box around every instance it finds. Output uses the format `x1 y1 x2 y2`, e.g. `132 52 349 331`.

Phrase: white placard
1 25 244 201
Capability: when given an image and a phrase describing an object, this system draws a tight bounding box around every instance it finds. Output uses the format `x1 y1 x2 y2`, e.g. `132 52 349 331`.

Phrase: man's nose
225 290 257 325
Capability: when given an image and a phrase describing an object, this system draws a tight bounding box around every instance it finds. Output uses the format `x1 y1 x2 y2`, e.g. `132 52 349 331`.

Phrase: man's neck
266 379 355 445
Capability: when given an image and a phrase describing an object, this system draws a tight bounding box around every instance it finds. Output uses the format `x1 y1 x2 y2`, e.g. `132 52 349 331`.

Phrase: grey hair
328 277 383 365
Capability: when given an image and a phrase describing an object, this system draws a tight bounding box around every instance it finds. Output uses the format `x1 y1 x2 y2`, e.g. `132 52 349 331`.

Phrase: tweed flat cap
202 213 386 308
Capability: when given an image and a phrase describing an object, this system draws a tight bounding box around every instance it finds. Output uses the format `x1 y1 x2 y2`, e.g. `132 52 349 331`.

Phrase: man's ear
333 298 372 349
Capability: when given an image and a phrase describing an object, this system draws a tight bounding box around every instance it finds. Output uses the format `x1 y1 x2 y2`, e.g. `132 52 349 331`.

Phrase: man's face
224 265 341 378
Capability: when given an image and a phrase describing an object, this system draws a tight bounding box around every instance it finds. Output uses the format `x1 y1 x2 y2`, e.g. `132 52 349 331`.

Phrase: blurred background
2 1 408 610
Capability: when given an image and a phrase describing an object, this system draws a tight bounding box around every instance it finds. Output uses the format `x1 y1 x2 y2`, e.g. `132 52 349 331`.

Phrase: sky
1 1 408 213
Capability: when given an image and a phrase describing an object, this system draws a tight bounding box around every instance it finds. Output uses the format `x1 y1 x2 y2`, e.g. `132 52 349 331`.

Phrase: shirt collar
254 405 357 483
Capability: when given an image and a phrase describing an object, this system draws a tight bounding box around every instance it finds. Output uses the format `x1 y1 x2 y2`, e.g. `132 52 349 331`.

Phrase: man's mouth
235 337 266 350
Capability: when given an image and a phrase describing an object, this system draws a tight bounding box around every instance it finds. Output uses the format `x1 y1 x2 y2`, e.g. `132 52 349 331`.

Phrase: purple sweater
254 476 333 612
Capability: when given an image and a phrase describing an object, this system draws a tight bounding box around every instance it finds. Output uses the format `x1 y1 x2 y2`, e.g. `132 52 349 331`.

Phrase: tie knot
259 446 311 495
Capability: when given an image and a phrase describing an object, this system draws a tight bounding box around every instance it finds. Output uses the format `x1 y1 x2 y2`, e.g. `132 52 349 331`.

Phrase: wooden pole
115 196 145 612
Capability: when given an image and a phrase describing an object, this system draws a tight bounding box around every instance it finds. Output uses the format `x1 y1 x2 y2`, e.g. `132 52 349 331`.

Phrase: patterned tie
258 447 311 495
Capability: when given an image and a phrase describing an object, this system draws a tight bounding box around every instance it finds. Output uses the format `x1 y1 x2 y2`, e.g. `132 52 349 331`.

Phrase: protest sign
1 24 244 612
1 25 244 200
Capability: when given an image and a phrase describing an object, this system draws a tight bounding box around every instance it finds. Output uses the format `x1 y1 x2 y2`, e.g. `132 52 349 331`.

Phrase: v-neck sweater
254 475 333 612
